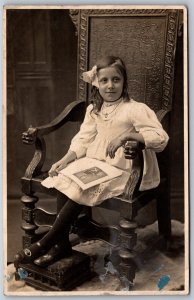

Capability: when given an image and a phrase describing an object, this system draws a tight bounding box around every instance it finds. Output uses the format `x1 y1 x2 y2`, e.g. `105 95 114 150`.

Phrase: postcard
4 4 189 296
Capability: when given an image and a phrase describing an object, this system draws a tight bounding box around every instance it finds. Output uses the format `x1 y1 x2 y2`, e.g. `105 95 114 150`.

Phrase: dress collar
103 97 123 107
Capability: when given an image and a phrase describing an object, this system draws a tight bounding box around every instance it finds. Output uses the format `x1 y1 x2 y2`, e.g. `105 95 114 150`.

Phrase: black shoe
14 242 46 268
34 243 72 267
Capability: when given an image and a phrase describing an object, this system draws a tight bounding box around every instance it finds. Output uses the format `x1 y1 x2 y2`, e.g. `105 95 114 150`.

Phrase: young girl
14 56 169 268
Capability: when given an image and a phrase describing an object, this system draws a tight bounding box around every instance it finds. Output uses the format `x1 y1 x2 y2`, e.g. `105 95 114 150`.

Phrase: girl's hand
106 137 123 158
48 151 77 177
48 160 67 177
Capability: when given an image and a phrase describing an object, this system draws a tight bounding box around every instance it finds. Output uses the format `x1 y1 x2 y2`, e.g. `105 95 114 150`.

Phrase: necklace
101 99 122 119
103 98 122 107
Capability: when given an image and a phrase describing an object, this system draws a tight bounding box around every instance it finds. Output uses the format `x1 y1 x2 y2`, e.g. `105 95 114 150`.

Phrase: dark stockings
39 195 83 249
14 194 83 265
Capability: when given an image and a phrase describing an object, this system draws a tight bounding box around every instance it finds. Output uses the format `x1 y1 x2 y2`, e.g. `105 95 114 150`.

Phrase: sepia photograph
4 5 188 296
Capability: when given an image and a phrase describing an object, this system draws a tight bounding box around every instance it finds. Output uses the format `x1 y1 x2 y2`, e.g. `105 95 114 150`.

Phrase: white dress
41 99 169 206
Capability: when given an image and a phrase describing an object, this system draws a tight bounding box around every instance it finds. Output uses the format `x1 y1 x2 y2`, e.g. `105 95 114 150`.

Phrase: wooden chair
15 9 179 291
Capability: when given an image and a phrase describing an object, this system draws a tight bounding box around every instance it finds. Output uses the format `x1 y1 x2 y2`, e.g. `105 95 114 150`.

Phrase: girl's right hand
48 151 77 177
48 160 67 177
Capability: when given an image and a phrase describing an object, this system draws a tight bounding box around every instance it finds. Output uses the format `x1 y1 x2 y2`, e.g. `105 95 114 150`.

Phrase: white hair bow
82 65 99 88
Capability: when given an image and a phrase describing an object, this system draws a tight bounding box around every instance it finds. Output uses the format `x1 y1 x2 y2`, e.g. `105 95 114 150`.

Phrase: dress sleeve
69 104 97 158
131 102 169 152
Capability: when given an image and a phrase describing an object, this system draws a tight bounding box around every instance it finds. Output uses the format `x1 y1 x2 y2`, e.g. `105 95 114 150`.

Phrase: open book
42 157 122 191
60 157 122 190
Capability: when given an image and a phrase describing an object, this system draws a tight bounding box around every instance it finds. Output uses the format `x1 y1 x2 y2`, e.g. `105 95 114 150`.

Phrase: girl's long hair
90 56 130 114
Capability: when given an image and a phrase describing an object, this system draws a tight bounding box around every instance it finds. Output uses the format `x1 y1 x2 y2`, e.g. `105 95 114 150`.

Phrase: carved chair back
70 9 178 112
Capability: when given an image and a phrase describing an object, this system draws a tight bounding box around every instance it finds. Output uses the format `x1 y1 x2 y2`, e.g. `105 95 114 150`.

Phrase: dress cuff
69 145 86 159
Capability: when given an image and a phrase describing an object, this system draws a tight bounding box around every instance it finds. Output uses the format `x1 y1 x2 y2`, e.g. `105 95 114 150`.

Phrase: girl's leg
14 198 83 266
57 191 69 213
34 193 75 267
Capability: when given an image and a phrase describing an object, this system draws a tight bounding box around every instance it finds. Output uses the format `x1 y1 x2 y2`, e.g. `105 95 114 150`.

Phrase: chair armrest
123 141 145 160
123 141 144 200
123 109 170 200
22 100 86 180
22 100 86 145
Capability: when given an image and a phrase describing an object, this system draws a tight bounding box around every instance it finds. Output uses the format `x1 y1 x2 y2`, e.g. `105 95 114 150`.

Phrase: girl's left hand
106 138 123 158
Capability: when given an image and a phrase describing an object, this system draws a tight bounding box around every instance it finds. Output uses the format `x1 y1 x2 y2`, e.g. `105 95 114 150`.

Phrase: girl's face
98 67 124 102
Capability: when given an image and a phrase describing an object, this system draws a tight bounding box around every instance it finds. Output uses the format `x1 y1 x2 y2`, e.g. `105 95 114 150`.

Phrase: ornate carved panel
70 9 179 112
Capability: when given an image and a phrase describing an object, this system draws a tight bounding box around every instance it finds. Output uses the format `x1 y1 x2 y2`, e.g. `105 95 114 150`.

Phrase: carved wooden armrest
123 141 145 160
22 100 86 179
122 109 170 200
22 100 85 144
123 141 144 200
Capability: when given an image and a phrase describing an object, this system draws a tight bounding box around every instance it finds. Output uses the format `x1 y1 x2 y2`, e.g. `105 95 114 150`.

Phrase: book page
59 157 123 190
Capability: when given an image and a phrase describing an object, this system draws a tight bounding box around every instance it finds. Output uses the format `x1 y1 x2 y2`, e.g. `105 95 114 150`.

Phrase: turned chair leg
118 218 137 287
21 194 39 248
